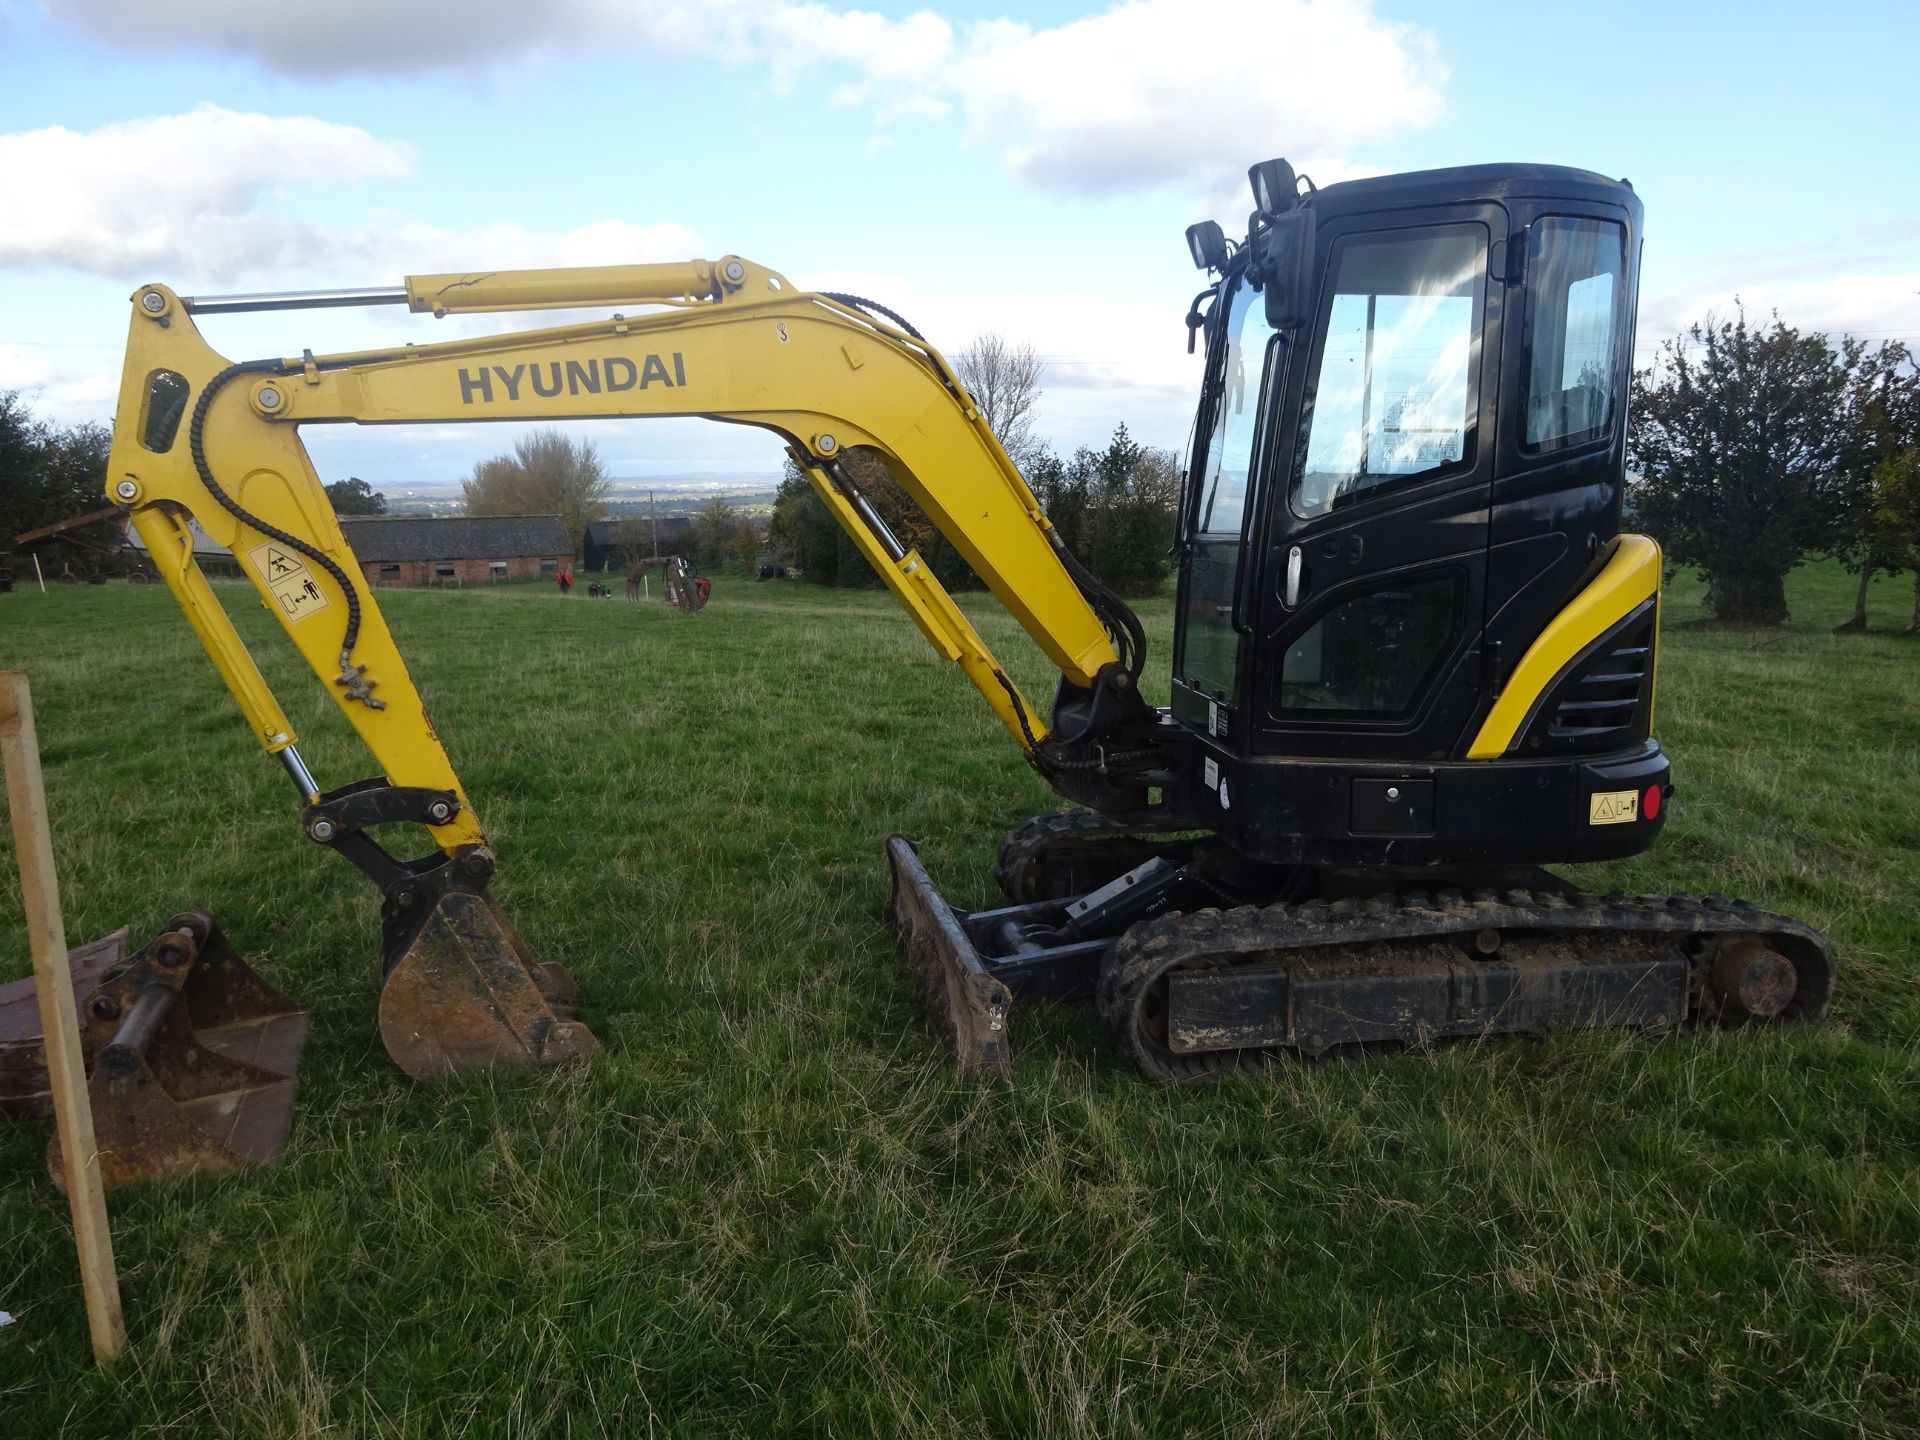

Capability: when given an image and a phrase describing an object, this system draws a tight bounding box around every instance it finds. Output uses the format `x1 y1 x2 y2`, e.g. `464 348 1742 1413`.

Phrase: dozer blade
378 887 600 1080
2 912 308 1190
886 835 1013 1077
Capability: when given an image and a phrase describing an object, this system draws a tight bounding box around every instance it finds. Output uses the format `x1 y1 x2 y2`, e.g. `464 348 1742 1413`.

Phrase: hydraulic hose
1049 531 1148 683
187 358 376 702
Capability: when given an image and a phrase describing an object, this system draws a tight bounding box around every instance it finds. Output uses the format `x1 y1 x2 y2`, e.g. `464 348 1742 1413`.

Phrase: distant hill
380 475 779 519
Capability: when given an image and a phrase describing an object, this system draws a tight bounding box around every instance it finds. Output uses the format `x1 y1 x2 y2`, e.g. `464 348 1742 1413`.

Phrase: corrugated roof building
338 515 573 586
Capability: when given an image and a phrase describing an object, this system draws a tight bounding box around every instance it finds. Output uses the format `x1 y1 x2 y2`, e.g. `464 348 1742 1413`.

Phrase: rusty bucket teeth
886 835 1013 1077
2 913 308 1190
378 888 600 1081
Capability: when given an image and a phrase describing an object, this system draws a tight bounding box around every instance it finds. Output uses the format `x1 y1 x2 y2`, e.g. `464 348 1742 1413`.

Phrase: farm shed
583 516 691 572
339 515 573 586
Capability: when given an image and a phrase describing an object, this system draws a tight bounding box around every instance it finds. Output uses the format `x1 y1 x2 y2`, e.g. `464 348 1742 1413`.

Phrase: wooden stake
0 671 125 1364
32 553 45 594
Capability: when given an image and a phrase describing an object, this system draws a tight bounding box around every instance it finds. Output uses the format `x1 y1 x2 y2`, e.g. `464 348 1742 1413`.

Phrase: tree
954 333 1044 473
728 513 766 570
611 514 653 565
460 429 610 555
324 476 388 516
1630 309 1856 625
769 465 866 585
1830 342 1919 630
767 425 1177 596
1868 449 1920 632
0 391 108 544
766 450 973 589
35 420 110 523
1030 424 1180 596
687 497 740 571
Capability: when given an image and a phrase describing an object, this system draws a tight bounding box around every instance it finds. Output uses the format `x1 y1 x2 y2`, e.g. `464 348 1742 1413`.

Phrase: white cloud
760 3 954 95
941 2 1445 197
332 216 708 283
44 1 1446 199
0 106 703 286
43 0 794 76
43 0 638 76
805 266 1205 455
1639 272 1920 360
0 106 415 277
0 343 120 426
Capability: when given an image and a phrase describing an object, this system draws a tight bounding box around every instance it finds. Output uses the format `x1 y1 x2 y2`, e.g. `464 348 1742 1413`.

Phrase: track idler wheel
379 887 599 1080
1705 932 1819 1023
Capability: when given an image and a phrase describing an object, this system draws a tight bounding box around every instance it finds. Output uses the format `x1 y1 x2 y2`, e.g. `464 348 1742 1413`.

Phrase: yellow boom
104 256 1130 1078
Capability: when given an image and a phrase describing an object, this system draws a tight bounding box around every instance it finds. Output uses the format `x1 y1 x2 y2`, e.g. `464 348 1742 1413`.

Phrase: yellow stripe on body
1466 534 1662 759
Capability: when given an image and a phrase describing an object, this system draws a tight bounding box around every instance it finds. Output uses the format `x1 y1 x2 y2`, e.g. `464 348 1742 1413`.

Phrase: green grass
1 561 1916 1438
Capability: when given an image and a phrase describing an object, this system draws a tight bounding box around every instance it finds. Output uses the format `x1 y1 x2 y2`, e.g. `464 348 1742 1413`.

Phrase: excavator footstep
378 888 600 1081
0 913 307 1190
886 836 1013 1078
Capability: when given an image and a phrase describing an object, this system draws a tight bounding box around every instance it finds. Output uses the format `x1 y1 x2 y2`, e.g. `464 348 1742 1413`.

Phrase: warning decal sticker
247 541 331 624
1588 789 1639 826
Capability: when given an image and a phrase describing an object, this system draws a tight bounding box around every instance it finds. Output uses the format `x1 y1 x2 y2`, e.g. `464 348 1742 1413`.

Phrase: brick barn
338 515 574 586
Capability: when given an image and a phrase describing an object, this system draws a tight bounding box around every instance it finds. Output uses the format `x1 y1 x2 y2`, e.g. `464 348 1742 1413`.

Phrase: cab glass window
1279 574 1463 716
1293 226 1486 517
1523 218 1626 453
1193 278 1278 536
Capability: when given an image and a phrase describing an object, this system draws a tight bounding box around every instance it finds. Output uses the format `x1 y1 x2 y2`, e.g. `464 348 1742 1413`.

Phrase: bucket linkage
300 777 600 1081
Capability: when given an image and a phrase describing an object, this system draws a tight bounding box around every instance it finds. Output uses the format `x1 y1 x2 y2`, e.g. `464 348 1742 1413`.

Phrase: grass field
2 560 1917 1438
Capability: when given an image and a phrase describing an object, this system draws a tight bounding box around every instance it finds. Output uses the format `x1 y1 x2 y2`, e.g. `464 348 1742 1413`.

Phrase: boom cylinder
183 287 409 315
404 261 734 314
829 462 908 562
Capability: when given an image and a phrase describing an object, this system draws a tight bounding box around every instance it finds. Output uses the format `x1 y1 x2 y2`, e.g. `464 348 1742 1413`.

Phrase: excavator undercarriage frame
890 832 1834 1080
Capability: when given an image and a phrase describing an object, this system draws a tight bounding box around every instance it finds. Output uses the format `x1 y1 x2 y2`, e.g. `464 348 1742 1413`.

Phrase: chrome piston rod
277 745 321 803
182 286 410 316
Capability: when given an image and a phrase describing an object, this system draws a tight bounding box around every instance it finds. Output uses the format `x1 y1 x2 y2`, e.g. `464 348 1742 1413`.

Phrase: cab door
1247 205 1509 760
1171 268 1280 729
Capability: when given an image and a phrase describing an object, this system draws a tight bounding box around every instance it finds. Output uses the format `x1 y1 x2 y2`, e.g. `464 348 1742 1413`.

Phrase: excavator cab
894 161 1831 1078
1168 163 1665 871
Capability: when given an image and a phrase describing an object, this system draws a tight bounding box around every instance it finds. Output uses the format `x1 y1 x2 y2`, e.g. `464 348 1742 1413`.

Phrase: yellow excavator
4 160 1833 1178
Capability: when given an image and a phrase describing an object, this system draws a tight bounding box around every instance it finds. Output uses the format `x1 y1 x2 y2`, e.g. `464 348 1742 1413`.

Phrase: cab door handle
1284 545 1305 609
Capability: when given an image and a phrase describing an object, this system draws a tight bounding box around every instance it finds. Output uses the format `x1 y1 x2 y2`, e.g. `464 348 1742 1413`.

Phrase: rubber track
993 808 1196 903
1096 888 1836 1081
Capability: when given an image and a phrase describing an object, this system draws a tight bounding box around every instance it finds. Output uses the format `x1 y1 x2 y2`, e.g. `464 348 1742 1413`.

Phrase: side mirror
1257 207 1317 331
1185 220 1228 272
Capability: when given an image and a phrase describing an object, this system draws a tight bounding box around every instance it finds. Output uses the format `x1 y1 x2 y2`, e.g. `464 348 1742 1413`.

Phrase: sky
1 0 1916 494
